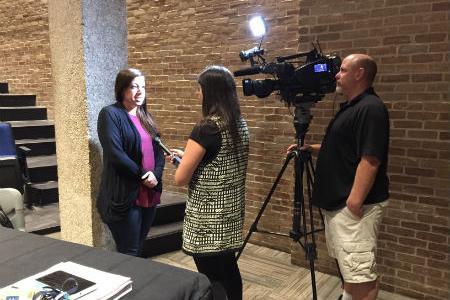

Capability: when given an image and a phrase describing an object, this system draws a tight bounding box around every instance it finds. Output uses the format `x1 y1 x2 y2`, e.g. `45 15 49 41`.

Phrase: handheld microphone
233 66 262 77
154 136 181 167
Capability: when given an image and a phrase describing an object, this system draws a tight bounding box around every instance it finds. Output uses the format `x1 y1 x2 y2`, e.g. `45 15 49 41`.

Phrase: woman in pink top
97 68 165 257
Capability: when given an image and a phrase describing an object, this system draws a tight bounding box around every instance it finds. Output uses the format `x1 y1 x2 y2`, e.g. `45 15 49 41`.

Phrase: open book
0 261 132 300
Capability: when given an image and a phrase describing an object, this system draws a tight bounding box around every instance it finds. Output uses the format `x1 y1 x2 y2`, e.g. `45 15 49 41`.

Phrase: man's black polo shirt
312 88 390 211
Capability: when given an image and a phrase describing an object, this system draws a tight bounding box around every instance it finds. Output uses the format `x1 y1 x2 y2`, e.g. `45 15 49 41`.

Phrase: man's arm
308 144 321 155
346 155 380 218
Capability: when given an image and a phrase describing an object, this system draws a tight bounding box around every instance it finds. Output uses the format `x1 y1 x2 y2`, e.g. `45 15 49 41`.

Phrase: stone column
48 0 127 247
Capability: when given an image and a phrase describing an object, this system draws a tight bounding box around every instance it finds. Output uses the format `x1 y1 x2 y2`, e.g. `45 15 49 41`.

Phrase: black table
0 227 211 299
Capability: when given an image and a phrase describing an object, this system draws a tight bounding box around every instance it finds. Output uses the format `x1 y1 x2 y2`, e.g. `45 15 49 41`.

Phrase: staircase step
143 221 183 258
154 192 186 226
0 94 36 106
0 83 8 93
27 155 58 182
0 106 47 121
30 181 59 206
16 138 56 156
25 203 60 235
9 120 55 139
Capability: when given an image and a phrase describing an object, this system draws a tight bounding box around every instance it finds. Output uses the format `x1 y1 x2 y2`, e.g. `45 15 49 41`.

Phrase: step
16 138 56 156
0 83 8 93
27 154 58 182
143 221 183 258
30 181 59 206
25 203 60 235
153 192 186 226
9 120 55 139
0 94 36 106
0 106 47 121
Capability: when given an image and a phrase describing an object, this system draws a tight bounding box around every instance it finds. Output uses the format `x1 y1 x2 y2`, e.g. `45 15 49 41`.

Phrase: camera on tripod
234 44 341 104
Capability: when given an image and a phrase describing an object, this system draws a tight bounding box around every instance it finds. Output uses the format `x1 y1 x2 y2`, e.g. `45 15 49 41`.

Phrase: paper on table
0 261 132 300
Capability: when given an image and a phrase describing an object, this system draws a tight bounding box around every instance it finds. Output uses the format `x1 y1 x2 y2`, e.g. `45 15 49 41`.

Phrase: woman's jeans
107 205 157 257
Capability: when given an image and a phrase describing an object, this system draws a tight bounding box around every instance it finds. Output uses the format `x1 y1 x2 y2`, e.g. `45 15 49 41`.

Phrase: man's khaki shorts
324 201 388 283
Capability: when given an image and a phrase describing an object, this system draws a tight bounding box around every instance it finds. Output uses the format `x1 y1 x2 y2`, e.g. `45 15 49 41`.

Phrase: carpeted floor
152 243 415 300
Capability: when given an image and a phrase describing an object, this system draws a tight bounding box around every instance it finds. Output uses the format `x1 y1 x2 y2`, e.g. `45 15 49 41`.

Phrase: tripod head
292 100 315 147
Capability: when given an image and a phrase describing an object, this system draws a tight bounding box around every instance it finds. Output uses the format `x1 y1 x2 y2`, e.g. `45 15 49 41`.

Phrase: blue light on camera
314 63 328 73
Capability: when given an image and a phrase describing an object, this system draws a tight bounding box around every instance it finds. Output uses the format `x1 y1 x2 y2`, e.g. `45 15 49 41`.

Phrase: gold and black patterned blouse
182 116 249 256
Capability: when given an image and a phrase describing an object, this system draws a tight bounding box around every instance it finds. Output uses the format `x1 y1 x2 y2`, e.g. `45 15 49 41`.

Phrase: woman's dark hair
115 68 158 136
197 65 242 146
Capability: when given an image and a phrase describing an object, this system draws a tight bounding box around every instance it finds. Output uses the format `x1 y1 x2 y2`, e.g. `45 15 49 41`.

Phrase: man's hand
286 144 297 154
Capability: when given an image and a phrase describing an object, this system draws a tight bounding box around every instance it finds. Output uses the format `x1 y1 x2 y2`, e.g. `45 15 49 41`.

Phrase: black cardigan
96 102 165 223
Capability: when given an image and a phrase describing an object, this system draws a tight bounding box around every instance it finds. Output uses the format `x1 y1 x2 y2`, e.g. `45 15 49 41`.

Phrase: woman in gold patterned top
170 65 249 300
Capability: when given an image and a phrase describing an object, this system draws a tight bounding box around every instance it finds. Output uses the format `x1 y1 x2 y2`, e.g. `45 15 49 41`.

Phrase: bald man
288 54 390 300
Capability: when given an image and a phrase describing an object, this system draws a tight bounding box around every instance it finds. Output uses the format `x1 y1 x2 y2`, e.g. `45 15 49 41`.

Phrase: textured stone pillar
48 0 127 247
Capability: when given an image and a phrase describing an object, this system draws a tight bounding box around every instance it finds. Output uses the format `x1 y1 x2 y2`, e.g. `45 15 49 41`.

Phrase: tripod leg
237 152 296 259
306 243 318 299
305 157 319 300
290 150 304 241
290 149 321 300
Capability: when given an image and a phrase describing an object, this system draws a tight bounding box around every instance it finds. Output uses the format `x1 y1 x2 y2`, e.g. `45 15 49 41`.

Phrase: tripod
237 102 325 300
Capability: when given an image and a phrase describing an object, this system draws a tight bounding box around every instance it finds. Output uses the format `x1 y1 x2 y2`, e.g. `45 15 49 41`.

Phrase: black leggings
194 252 242 300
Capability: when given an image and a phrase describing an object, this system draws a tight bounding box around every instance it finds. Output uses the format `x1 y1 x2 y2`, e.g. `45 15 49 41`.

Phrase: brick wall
1 0 448 299
0 0 53 118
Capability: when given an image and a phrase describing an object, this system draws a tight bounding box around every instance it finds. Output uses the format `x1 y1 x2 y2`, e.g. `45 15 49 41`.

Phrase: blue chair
0 122 17 155
0 122 31 207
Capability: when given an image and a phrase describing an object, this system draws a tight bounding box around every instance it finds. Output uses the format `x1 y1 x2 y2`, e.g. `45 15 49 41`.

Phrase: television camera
234 43 341 104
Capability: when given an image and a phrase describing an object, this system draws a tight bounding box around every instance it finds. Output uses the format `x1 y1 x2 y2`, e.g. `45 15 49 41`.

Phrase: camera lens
242 79 254 96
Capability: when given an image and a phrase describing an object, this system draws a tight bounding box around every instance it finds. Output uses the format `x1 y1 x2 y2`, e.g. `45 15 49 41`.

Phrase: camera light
249 16 266 37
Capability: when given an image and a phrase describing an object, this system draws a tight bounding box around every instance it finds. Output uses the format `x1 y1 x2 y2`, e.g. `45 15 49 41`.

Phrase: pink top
129 114 161 208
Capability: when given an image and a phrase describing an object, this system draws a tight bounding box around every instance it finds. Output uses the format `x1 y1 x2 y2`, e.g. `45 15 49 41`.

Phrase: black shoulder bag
0 207 14 229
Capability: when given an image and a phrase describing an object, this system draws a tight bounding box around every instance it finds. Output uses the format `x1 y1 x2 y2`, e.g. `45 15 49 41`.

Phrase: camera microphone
153 136 181 167
239 47 264 62
233 66 262 77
